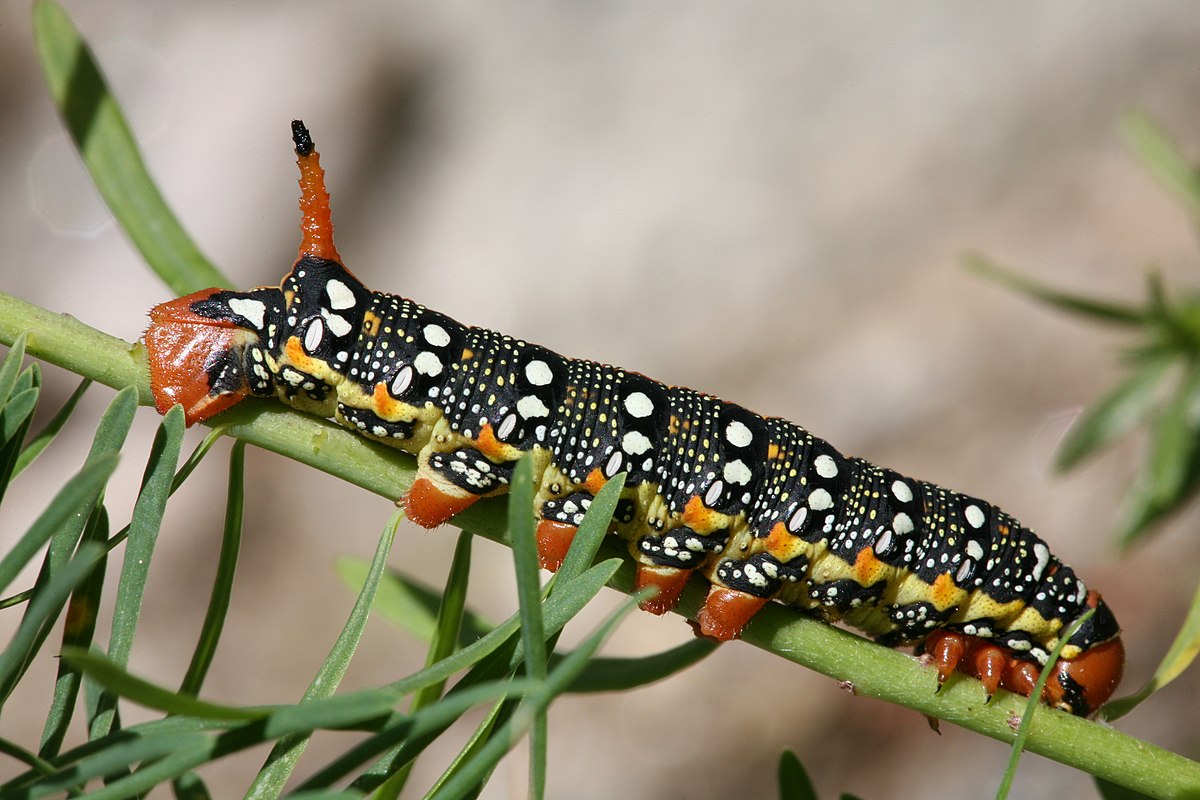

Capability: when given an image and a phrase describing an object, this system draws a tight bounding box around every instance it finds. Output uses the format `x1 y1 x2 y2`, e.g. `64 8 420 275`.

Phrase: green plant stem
1 290 1198 800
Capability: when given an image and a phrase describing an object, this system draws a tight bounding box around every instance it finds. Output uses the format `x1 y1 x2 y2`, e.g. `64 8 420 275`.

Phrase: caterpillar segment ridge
145 121 1124 716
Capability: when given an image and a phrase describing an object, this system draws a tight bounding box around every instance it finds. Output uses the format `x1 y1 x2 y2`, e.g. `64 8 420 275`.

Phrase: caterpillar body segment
145 121 1124 716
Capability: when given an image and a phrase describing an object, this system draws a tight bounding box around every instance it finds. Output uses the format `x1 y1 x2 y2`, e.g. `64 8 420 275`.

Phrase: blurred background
3 2 1200 797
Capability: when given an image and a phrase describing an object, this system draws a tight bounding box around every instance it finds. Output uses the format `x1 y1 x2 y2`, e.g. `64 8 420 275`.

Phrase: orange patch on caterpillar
372 381 405 419
535 519 577 572
852 546 887 586
682 495 721 531
402 477 478 528
584 467 607 495
765 521 804 562
930 572 961 609
475 422 512 462
284 335 322 374
635 565 691 615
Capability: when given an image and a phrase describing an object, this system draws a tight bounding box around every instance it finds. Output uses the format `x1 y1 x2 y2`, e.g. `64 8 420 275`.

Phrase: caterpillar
145 121 1124 716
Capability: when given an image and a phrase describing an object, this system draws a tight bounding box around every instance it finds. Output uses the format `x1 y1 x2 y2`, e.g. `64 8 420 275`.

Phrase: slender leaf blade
61 647 268 721
778 750 818 800
1055 357 1172 472
0 542 108 701
12 377 91 477
0 453 117 598
562 638 716 693
1121 112 1200 219
963 254 1146 325
38 504 109 759
32 0 226 294
91 405 185 740
246 512 401 797
0 333 29 403
335 558 493 647
179 440 246 696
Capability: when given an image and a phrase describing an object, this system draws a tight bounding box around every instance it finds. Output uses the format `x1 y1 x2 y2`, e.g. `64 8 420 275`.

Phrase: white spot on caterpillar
814 454 838 479
414 350 443 377
303 318 324 352
1032 542 1051 581
808 488 833 511
605 451 623 476
390 365 414 397
788 506 808 532
423 323 451 347
874 529 893 554
705 480 724 506
229 298 266 329
624 391 654 418
723 459 752 485
497 412 517 440
965 504 986 529
525 359 553 386
966 539 984 561
325 279 356 310
517 394 550 418
893 512 914 535
622 430 652 455
324 312 352 337
891 480 913 504
725 420 753 448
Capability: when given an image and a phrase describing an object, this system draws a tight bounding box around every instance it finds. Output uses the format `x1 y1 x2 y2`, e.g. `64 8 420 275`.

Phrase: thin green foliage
90 406 185 741
426 593 646 800
39 504 108 760
179 440 246 696
506 456 549 798
32 0 226 294
13 377 91 477
334 558 493 648
1121 112 1200 220
778 750 818 800
60 648 268 722
0 456 117 598
367 531 475 800
0 541 108 710
559 638 715 693
246 512 401 797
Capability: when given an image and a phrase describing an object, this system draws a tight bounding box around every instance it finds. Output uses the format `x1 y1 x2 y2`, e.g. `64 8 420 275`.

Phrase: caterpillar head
145 288 281 425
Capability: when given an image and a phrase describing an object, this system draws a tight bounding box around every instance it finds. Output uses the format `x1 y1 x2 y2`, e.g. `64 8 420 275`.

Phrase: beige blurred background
3 2 1200 797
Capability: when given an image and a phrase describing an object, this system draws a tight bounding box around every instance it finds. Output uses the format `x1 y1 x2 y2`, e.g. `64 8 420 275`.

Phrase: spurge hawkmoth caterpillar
145 121 1124 716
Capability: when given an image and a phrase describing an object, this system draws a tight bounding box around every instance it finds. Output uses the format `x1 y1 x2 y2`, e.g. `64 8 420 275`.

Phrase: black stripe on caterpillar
145 121 1124 716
